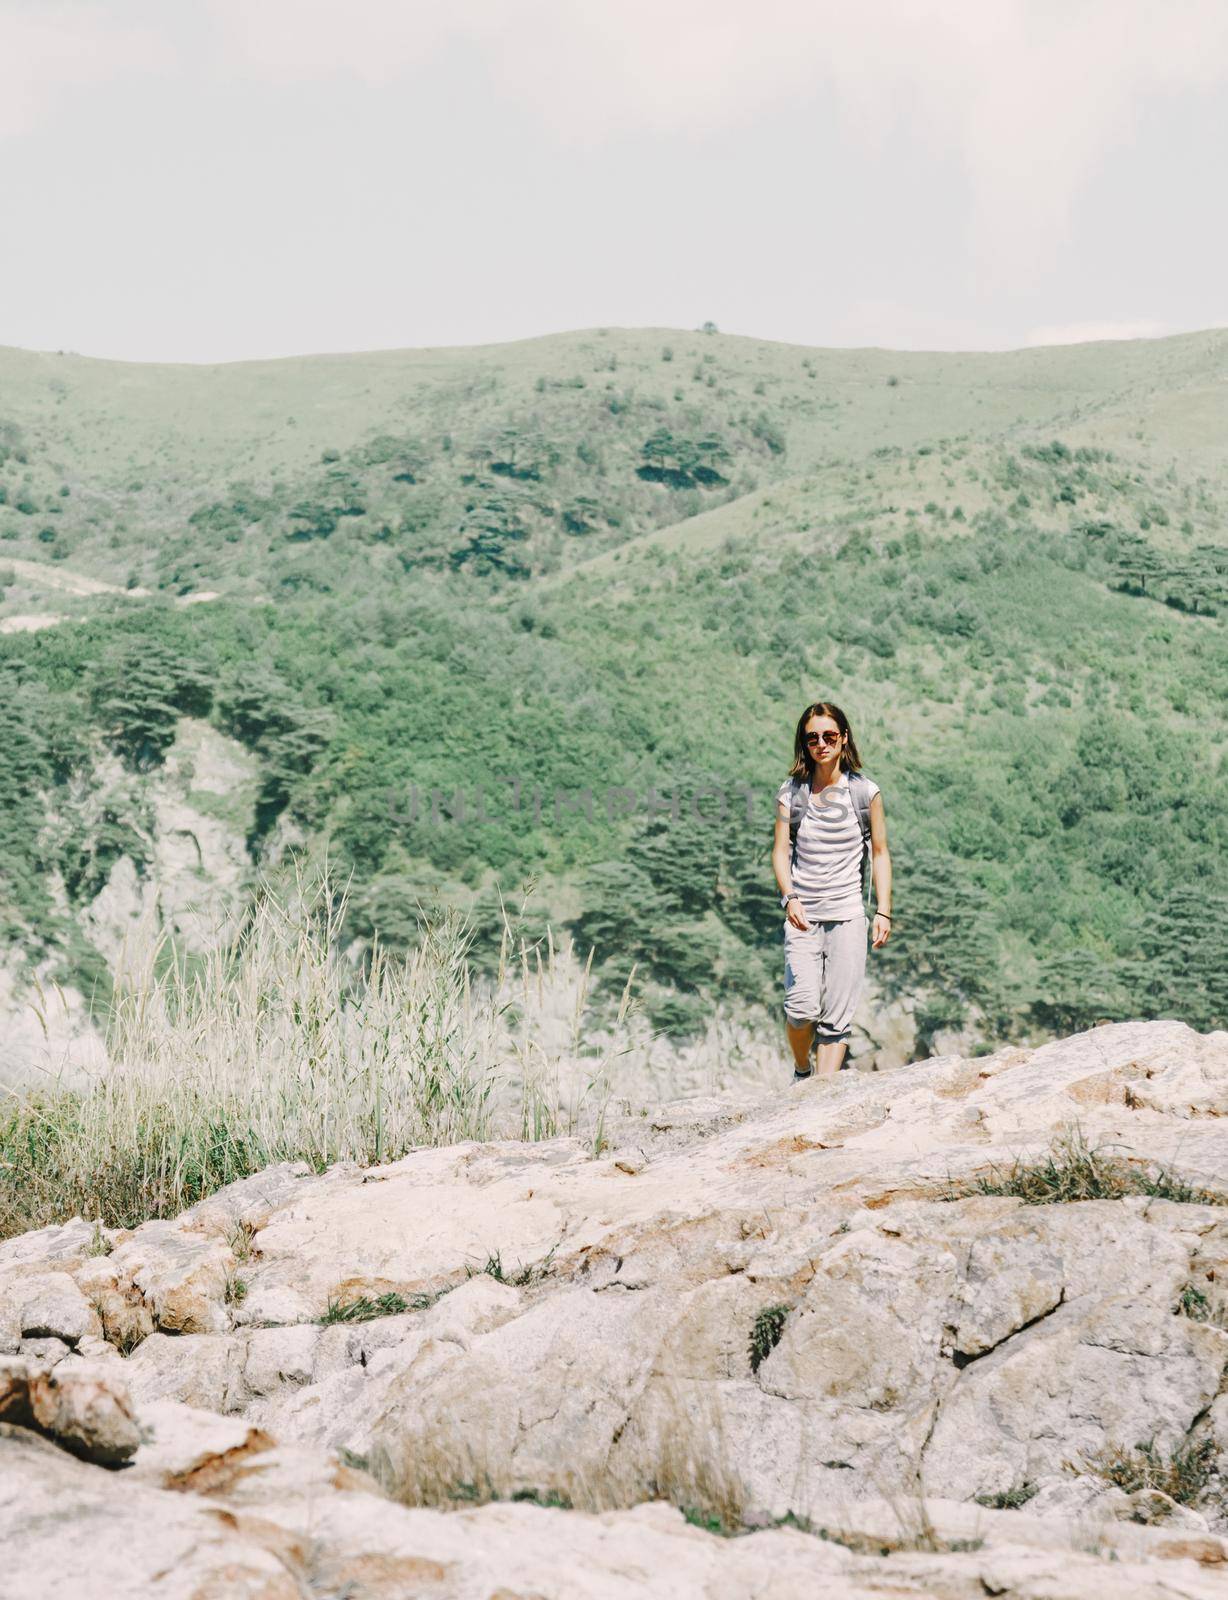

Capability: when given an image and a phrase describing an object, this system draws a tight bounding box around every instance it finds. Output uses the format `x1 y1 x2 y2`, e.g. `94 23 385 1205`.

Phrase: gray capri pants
782 907 868 1041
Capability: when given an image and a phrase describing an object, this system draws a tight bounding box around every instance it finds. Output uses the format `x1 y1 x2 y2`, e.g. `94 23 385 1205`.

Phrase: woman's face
803 717 843 759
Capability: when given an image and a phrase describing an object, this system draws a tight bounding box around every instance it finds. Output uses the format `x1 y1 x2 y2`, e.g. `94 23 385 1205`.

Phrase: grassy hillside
1 325 1226 1054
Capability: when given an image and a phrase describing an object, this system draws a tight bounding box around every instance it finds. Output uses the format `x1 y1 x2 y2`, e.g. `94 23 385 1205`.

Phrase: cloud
1025 320 1172 347
200 0 491 87
827 300 1016 352
0 3 173 139
8 0 1228 297
199 0 1228 274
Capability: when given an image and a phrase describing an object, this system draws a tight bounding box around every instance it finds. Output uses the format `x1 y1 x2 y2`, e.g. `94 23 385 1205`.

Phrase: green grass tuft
948 1124 1228 1209
468 1244 558 1288
975 1482 1039 1510
319 1292 413 1325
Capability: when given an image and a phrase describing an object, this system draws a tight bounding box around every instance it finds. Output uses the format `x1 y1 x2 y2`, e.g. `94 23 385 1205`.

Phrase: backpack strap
787 776 809 869
846 771 874 904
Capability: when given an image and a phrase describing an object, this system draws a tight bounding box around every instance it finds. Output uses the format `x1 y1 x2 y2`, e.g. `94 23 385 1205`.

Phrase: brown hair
786 701 863 782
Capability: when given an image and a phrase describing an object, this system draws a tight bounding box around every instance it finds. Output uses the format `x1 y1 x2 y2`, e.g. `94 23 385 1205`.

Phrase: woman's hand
785 899 810 930
871 913 892 949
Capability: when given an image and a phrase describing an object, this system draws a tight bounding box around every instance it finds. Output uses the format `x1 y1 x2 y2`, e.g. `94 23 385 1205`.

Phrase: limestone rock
0 1298 19 1356
0 1357 34 1427
179 1159 342 1237
0 1424 304 1598
27 1359 141 1465
3 1018 1228 1590
2 1270 102 1345
123 1331 247 1411
242 1323 322 1395
246 1276 522 1458
108 1221 234 1335
1 1390 1227 1599
128 1400 276 1490
72 1254 155 1352
16 1337 72 1372
232 1280 317 1328
1126 1489 1212 1530
0 1216 104 1271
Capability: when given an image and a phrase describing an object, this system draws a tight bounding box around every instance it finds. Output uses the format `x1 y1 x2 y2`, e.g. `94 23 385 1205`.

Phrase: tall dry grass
370 1376 752 1533
0 860 638 1236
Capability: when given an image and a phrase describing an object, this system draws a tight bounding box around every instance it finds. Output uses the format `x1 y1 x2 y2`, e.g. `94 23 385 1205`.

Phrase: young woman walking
772 702 892 1081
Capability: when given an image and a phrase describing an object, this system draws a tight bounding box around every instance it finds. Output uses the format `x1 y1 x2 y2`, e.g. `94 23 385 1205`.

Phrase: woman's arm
772 804 808 927
772 806 794 900
869 792 892 946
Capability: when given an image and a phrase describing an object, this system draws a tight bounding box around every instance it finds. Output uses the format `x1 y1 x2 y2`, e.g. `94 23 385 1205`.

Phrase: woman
771 702 892 1082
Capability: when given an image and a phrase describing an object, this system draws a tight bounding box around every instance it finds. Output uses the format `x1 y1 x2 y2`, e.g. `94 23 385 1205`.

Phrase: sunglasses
804 730 842 747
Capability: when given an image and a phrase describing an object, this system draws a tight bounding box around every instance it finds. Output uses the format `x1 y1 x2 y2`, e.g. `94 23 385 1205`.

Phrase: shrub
750 413 786 456
749 1304 789 1372
1176 1285 1228 1327
1075 1437 1216 1507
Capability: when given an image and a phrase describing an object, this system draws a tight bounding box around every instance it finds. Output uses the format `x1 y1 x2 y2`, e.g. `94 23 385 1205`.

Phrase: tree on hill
1026 948 1136 1034
483 426 558 483
360 434 432 482
448 492 533 579
874 845 1014 1053
0 420 26 467
1163 544 1228 616
562 495 602 535
188 489 279 540
637 429 731 489
1110 533 1170 597
0 686 57 945
1130 883 1228 1030
215 668 333 849
286 469 367 542
88 641 214 771
567 859 674 983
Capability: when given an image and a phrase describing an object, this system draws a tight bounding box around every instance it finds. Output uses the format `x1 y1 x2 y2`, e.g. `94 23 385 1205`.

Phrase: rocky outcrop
72 719 257 966
0 718 260 1095
0 1356 141 1464
2 1380 1227 1598
0 953 108 1096
0 1018 1226 1596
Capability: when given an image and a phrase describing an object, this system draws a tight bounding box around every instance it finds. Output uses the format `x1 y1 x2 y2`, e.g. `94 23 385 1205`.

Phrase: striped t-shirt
776 769 880 921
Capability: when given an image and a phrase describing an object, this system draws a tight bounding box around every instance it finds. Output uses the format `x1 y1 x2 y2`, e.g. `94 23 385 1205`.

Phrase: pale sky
2 0 1226 363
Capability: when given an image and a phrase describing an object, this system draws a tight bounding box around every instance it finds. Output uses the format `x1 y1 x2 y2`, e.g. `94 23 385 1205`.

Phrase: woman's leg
786 1016 816 1071
812 914 868 1077
782 917 821 1074
813 1036 848 1076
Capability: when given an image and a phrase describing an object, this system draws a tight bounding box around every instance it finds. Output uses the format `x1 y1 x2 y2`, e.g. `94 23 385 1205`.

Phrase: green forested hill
1 325 1226 1053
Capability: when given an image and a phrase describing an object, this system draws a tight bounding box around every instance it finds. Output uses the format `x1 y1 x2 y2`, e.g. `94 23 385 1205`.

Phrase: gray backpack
785 770 875 902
